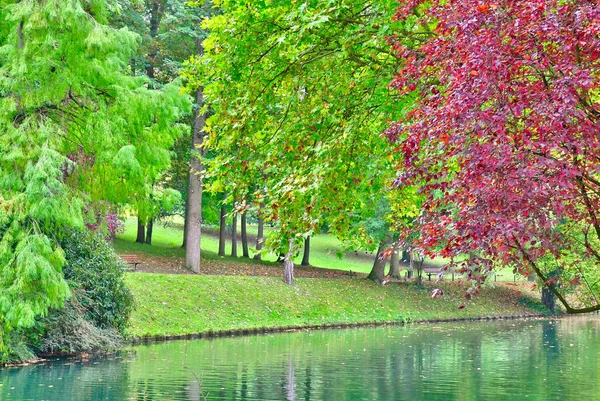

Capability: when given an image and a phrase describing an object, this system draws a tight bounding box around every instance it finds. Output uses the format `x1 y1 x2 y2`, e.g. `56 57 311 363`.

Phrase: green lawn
118 217 377 273
125 273 548 339
116 217 526 280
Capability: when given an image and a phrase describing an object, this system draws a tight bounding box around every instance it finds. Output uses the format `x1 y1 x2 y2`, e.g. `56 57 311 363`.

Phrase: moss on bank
126 273 549 339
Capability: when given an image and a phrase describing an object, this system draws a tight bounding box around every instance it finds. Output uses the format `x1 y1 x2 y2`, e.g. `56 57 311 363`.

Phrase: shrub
59 230 134 332
35 303 123 355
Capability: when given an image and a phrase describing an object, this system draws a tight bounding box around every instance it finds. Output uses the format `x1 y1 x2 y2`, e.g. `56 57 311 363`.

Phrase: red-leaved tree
388 0 600 312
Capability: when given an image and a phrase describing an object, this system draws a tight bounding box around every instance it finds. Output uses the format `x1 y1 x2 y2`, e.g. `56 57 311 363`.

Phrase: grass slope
126 273 547 339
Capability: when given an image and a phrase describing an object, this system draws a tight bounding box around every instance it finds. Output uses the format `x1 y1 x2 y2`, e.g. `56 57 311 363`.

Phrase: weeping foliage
0 0 189 358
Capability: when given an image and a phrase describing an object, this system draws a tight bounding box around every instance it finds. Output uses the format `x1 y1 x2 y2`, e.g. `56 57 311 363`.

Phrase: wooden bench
119 255 140 271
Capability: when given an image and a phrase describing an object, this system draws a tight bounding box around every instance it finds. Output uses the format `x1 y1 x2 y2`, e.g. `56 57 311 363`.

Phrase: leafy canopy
193 0 415 253
0 0 188 352
389 0 600 312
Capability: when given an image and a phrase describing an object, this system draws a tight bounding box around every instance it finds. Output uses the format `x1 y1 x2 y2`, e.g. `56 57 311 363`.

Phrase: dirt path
131 252 364 278
126 224 443 278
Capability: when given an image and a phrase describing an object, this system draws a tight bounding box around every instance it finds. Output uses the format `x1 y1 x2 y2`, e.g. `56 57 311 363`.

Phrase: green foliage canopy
0 0 189 353
192 0 416 253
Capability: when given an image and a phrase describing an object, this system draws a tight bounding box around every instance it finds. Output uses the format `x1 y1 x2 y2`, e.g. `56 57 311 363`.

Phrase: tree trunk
18 20 24 49
136 217 145 244
183 40 208 273
145 0 161 83
367 242 387 282
411 251 424 286
145 218 154 245
182 195 189 248
542 287 555 311
231 213 238 257
241 213 249 258
389 245 401 278
283 238 295 285
254 210 265 261
301 236 311 266
218 200 227 256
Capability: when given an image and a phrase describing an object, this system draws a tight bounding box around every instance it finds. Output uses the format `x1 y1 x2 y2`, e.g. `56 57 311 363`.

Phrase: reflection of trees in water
0 355 131 401
133 378 157 400
186 379 202 401
6 319 600 401
304 365 313 401
284 358 296 401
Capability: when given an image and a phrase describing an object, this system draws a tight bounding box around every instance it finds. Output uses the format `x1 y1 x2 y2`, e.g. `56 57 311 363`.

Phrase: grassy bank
126 273 548 339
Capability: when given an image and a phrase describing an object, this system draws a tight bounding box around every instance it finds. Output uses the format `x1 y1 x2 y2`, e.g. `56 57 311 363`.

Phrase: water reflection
1 317 600 400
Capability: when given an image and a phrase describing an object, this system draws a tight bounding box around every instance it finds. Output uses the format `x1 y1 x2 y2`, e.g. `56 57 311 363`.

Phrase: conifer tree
0 0 189 355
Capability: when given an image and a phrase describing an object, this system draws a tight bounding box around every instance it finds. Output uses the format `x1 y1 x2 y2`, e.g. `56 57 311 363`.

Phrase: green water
1 317 600 400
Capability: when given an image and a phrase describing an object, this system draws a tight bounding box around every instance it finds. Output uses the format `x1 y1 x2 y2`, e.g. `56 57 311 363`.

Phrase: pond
1 316 599 400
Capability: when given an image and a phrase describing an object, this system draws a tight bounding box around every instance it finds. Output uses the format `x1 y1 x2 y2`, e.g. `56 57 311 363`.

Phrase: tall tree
184 68 208 272
389 0 600 312
241 212 250 258
367 243 389 282
196 0 414 282
113 0 213 251
0 0 188 355
231 212 238 257
301 237 311 266
218 198 227 256
254 205 265 261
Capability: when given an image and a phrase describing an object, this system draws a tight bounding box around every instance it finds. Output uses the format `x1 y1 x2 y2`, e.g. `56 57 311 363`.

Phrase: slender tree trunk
403 248 412 278
541 269 558 311
254 209 265 261
231 213 238 257
367 242 387 282
18 20 24 49
542 287 555 311
301 236 311 266
411 251 424 286
183 40 208 273
241 213 249 258
218 200 227 256
145 218 154 245
283 238 295 285
389 245 401 278
182 195 189 248
145 1 161 83
143 3 159 247
181 217 188 248
136 217 146 244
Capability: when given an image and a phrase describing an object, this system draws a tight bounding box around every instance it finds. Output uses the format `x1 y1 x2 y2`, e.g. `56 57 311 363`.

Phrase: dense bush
60 230 134 332
20 230 134 358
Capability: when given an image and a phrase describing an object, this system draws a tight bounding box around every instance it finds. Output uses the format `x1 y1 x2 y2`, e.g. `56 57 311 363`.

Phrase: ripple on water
1 317 600 400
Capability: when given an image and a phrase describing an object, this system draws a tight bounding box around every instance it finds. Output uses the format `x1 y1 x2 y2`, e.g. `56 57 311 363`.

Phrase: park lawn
117 217 526 281
125 273 548 339
119 217 377 273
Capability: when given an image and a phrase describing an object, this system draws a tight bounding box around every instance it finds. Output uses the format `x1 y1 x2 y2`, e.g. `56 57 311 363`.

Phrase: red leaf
477 4 490 13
